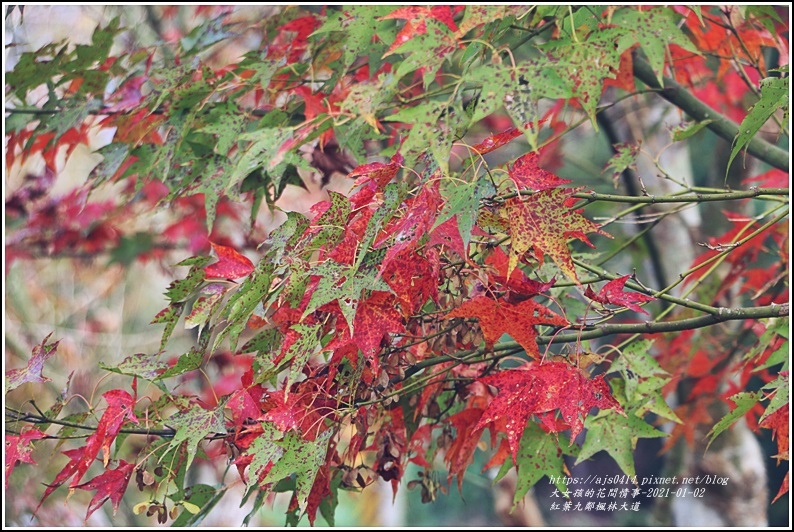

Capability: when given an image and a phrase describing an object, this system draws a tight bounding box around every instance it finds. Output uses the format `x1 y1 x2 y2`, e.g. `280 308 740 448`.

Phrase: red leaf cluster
475 362 624 461
39 390 137 507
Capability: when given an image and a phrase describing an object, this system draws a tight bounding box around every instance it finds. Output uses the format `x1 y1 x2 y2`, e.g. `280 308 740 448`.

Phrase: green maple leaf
302 261 348 317
728 74 789 176
388 19 457 88
456 6 527 38
602 142 641 188
302 258 391 332
383 101 449 171
266 211 311 259
164 256 212 302
185 282 228 331
707 391 764 448
312 5 396 72
577 407 666 478
494 422 579 506
467 61 569 149
248 422 286 486
260 430 333 513
605 340 681 423
99 353 168 382
213 260 274 352
745 317 788 372
612 7 698 86
609 340 667 402
158 348 204 380
634 376 682 424
339 73 398 134
150 302 185 352
165 403 226 472
199 102 246 156
434 175 496 249
761 372 789 422
610 342 680 424
542 28 634 123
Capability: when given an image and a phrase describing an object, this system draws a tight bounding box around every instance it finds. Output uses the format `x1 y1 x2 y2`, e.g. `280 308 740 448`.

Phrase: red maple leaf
348 153 404 208
39 447 86 510
263 389 306 433
660 396 715 453
483 437 512 471
380 6 461 55
444 407 485 490
353 291 405 360
6 333 59 392
474 362 624 461
5 427 47 488
204 241 255 280
760 403 789 503
103 109 164 146
227 386 264 436
381 248 440 317
269 15 319 63
584 275 656 314
75 460 136 520
328 207 373 265
507 151 572 191
470 127 523 155
760 404 789 463
40 390 137 505
305 463 332 526
682 7 779 80
378 180 442 275
444 296 568 359
485 246 557 302
743 168 790 189
428 216 467 259
105 74 146 112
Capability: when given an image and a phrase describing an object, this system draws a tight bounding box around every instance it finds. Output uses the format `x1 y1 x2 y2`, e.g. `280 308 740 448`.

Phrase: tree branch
632 54 789 172
571 188 789 204
500 188 789 204
402 303 789 381
5 409 177 437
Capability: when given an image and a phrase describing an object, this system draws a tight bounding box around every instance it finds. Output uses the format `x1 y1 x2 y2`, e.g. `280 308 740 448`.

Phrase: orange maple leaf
444 296 568 359
500 189 611 282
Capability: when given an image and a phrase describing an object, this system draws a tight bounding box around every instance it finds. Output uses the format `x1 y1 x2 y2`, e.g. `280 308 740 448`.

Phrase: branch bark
632 54 789 172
